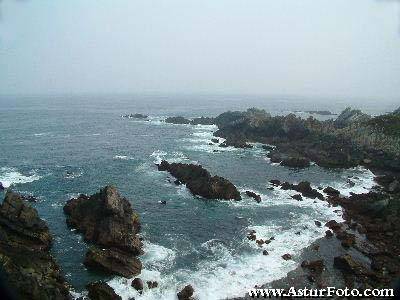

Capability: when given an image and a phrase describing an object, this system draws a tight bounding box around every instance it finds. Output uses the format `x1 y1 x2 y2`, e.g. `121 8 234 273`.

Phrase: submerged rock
87 281 121 300
282 254 292 260
177 285 194 300
0 191 70 300
158 161 241 200
190 117 215 125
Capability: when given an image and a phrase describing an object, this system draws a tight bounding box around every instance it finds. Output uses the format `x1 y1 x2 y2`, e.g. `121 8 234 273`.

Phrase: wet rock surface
177 284 194 300
86 281 121 300
0 191 70 300
158 160 241 200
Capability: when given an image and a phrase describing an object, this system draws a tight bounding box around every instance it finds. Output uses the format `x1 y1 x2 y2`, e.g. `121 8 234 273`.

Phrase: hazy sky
0 0 399 99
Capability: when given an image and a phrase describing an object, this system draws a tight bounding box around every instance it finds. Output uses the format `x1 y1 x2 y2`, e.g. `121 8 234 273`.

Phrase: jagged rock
84 247 142 278
325 230 333 238
131 278 144 293
211 138 219 143
336 231 355 248
177 285 194 300
281 156 310 168
157 161 241 200
87 281 121 300
314 220 322 227
334 107 370 128
165 116 191 124
0 191 70 300
325 220 342 232
279 181 324 200
262 250 269 255
63 186 142 255
323 186 340 196
282 254 292 260
262 145 275 151
245 191 261 203
0 182 4 190
0 191 52 250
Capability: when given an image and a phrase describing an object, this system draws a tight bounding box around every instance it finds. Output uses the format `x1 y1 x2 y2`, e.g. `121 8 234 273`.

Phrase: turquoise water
0 95 394 299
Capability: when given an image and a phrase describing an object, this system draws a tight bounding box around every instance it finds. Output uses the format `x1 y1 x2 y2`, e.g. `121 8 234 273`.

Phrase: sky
0 0 399 100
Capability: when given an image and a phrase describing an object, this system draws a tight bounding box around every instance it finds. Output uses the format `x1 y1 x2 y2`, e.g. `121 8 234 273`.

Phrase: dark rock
87 281 121 300
220 137 252 149
0 191 70 300
268 153 282 163
314 220 322 227
282 254 292 260
388 180 400 193
245 191 261 203
333 255 364 275
159 200 167 205
325 230 333 238
0 182 4 190
63 186 142 255
157 161 241 200
190 117 215 125
174 179 181 185
256 239 265 246
131 278 144 293
325 220 342 232
262 250 269 255
281 156 311 168
84 247 142 278
280 181 324 200
177 285 194 300
211 138 219 143
147 281 158 289
165 116 191 124
291 194 303 201
323 186 340 196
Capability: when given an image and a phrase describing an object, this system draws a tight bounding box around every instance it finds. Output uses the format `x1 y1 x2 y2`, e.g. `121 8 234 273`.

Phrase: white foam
114 155 135 160
328 166 376 197
0 167 41 188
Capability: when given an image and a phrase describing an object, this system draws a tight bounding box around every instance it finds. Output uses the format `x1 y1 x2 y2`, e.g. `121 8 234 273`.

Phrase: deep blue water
0 95 396 299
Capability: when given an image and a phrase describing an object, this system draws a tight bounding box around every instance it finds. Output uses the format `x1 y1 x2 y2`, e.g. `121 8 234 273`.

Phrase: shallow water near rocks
0 95 390 299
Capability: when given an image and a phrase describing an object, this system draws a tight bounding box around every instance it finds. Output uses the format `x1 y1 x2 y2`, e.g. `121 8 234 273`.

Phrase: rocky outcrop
84 247 142 278
158 161 241 200
334 107 370 129
280 181 324 200
220 137 252 149
86 282 121 300
165 116 191 124
0 191 70 300
323 186 340 196
64 186 143 277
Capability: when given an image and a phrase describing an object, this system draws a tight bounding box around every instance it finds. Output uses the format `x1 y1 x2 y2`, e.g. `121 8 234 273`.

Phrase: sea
0 94 398 299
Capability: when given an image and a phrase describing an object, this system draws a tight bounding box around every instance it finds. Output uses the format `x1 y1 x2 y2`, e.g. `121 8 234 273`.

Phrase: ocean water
0 95 396 299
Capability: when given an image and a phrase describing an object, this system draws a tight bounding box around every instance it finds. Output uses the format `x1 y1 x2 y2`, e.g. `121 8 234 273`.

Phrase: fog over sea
0 95 398 299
